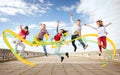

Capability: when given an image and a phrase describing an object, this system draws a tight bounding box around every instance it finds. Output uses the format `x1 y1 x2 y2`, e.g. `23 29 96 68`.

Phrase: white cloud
39 0 44 3
76 0 120 49
0 17 10 22
29 24 39 29
0 0 53 16
41 21 68 30
61 5 76 12
56 8 61 11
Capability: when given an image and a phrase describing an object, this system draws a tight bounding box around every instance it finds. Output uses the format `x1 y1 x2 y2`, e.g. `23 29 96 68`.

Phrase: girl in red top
13 25 29 56
54 20 69 62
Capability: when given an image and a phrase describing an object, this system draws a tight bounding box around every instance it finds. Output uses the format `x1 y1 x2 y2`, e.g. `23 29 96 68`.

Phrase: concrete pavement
0 55 120 75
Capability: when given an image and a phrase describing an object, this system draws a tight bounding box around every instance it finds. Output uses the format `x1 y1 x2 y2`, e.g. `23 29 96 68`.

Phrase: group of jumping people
13 13 112 62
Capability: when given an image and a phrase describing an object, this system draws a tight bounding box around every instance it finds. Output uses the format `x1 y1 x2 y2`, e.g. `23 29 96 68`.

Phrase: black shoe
45 53 47 57
61 56 64 62
65 52 69 58
99 53 101 56
74 48 77 52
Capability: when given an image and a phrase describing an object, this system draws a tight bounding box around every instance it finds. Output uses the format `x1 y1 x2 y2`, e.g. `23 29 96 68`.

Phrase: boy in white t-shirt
86 20 112 56
70 14 88 52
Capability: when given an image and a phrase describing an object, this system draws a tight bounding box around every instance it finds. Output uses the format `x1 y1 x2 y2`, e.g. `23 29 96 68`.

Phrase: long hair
24 26 29 35
60 29 68 36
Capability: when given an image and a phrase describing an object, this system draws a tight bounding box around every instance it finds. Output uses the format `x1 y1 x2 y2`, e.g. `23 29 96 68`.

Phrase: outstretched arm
56 20 60 33
85 24 97 30
105 22 112 27
20 25 23 30
70 13 74 24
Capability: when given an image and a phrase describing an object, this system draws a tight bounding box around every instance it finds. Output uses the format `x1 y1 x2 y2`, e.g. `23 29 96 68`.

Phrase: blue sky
0 0 120 53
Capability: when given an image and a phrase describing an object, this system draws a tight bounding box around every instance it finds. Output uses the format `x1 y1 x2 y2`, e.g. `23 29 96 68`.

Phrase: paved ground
0 55 120 75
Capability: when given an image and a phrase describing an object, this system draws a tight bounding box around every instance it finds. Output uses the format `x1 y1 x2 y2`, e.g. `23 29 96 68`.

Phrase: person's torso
38 29 47 39
19 30 27 39
97 26 107 37
72 23 82 35
54 33 62 41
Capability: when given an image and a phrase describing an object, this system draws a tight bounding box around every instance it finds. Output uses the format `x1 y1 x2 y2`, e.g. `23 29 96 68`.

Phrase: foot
65 52 69 58
99 53 101 56
61 56 64 62
74 48 77 52
84 44 88 49
45 53 48 57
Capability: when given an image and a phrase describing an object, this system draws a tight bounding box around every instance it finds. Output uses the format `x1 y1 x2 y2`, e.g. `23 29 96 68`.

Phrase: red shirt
19 29 27 39
54 33 62 41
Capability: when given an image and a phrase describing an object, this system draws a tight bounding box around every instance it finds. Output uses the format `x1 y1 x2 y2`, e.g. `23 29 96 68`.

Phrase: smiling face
59 29 63 34
24 29 28 32
77 20 81 26
24 26 28 32
41 24 46 29
96 20 103 27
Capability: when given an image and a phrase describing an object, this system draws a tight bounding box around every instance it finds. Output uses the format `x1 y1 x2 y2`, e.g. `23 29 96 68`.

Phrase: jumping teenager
70 14 88 52
37 24 49 57
54 20 69 62
86 20 112 56
13 25 29 56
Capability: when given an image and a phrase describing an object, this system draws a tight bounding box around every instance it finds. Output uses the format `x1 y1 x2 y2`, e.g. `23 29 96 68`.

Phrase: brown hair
77 19 81 21
96 20 103 27
24 26 29 35
60 29 68 36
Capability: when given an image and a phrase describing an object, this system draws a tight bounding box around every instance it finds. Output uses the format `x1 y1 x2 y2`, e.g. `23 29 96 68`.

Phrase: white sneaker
84 44 88 49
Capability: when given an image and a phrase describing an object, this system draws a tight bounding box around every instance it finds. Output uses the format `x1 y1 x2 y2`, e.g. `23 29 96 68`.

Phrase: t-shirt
90 25 108 37
38 29 49 40
54 33 62 41
72 23 82 35
97 26 108 37
70 16 82 35
19 29 27 39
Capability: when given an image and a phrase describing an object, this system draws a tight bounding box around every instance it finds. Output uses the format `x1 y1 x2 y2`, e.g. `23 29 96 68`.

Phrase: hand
71 13 73 16
108 22 112 25
20 24 23 29
57 20 60 27
20 24 23 26
58 20 60 23
50 37 54 41
85 24 90 27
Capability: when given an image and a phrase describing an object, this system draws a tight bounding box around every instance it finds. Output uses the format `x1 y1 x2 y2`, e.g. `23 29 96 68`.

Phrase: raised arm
70 13 74 24
105 22 112 27
85 24 97 30
56 20 60 33
20 25 23 30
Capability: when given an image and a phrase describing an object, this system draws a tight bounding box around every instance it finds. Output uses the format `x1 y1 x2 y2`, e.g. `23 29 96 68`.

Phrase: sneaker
84 44 88 49
99 53 101 56
65 52 69 58
74 48 76 52
45 53 48 57
61 56 64 62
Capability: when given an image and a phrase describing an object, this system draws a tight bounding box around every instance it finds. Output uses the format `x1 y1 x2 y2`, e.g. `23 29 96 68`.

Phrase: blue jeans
42 45 47 56
38 38 47 56
71 34 85 50
55 43 64 57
